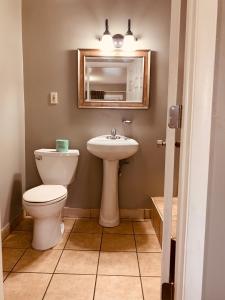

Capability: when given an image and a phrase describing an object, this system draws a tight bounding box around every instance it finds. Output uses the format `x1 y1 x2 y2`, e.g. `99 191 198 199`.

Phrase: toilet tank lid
34 149 80 156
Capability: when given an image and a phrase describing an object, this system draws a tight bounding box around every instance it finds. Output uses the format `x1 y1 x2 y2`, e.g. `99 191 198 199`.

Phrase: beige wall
22 0 171 209
202 1 225 299
0 0 25 228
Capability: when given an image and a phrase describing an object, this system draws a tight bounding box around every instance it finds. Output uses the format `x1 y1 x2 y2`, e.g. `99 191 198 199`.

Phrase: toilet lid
23 185 67 204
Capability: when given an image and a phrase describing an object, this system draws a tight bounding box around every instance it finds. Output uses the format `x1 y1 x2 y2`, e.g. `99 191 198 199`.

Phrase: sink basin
87 135 139 160
87 134 139 227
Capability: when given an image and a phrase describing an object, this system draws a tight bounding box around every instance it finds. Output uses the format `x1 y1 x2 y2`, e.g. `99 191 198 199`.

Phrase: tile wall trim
1 211 24 240
63 207 152 221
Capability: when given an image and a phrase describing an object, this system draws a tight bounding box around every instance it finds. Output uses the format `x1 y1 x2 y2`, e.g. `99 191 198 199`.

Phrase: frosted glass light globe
123 34 135 51
101 34 113 51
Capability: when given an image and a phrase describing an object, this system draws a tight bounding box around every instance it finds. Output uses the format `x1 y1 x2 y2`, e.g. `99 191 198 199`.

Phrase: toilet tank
34 149 79 186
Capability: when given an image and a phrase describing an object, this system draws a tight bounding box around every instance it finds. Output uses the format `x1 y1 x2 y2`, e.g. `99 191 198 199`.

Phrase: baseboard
63 207 152 221
1 211 24 241
1 223 10 241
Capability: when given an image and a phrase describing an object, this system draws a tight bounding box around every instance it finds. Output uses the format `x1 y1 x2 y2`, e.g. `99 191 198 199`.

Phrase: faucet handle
122 119 132 124
111 128 117 137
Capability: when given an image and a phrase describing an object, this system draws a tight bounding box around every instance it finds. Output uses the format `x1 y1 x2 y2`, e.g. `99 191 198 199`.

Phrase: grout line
73 231 133 235
140 275 161 278
3 272 10 282
3 247 28 281
134 233 160 236
41 218 77 300
6 270 161 278
11 271 54 275
92 225 103 300
60 248 104 252
136 250 162 253
70 218 78 232
46 248 137 254
132 221 145 300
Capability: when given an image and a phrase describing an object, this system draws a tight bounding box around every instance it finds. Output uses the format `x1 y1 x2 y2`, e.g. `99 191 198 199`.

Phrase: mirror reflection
85 57 144 102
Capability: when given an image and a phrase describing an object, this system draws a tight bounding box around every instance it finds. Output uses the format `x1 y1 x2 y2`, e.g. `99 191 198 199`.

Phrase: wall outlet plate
50 92 58 104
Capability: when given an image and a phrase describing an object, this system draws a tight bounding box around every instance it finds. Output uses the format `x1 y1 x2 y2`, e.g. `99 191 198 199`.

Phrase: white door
162 0 218 299
161 0 185 290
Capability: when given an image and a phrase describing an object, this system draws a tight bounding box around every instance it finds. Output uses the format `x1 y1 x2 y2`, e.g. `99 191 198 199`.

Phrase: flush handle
35 155 42 160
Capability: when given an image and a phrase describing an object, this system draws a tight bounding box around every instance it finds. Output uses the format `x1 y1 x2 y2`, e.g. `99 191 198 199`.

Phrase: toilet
23 149 79 250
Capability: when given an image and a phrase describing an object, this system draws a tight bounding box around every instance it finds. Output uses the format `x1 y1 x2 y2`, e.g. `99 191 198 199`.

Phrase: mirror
78 49 150 109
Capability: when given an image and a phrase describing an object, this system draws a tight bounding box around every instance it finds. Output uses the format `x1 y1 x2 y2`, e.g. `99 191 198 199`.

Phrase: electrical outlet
50 92 58 104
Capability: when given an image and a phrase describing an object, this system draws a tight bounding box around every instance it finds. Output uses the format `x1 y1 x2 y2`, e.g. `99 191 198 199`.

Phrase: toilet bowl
23 185 67 250
23 149 79 250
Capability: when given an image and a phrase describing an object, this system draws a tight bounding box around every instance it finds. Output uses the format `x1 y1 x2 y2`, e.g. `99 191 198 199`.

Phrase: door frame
174 0 218 299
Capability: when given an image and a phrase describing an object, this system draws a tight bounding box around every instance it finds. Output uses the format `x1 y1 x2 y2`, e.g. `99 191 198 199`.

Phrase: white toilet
23 149 79 250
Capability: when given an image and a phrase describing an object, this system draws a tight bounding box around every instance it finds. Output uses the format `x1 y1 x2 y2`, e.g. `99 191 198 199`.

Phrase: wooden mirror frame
77 49 151 109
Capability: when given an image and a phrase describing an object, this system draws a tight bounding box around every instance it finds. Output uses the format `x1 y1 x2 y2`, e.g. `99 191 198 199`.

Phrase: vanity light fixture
100 19 137 50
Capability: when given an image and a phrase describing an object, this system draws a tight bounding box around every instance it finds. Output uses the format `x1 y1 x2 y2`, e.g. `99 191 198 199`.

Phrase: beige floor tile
133 220 156 234
63 218 76 232
44 274 95 300
136 234 161 252
98 252 139 276
95 275 143 300
13 249 62 273
2 248 25 271
101 234 136 252
15 217 33 231
65 233 101 250
4 272 51 300
3 231 32 249
142 277 161 300
73 219 102 234
3 272 9 280
138 253 161 276
53 232 70 250
56 250 99 274
103 221 133 234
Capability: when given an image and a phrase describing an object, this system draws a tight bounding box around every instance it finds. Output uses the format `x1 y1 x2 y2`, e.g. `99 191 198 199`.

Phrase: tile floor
3 217 161 300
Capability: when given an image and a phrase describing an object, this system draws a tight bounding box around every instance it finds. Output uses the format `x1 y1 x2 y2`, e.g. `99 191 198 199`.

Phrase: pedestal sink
87 134 139 227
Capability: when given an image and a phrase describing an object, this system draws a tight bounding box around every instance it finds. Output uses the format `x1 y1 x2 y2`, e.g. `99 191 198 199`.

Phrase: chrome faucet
111 128 117 139
106 128 120 139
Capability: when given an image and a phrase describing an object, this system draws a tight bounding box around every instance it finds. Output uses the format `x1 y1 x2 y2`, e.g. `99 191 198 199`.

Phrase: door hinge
161 283 174 300
168 105 182 129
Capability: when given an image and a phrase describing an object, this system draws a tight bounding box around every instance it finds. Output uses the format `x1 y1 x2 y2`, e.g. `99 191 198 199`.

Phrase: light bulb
123 34 135 51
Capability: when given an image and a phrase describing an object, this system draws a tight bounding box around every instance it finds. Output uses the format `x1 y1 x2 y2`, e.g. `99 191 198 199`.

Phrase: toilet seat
23 185 67 206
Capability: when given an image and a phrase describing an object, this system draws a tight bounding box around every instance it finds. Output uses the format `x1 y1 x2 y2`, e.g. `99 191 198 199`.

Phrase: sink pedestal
87 134 139 227
99 160 120 227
